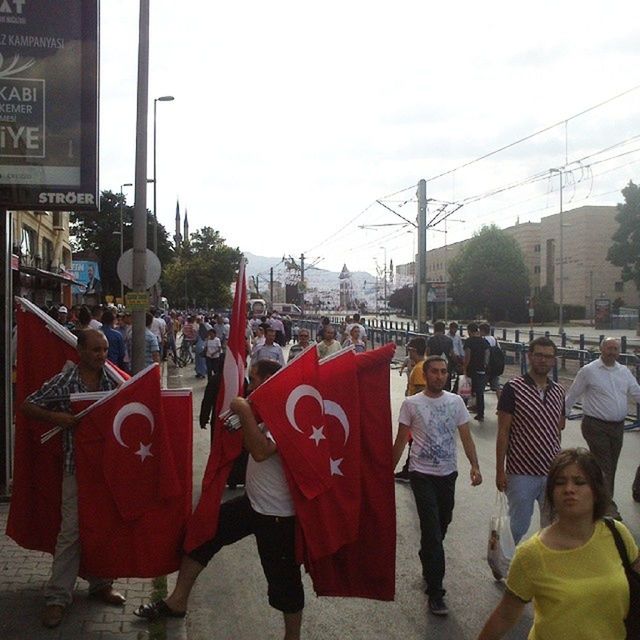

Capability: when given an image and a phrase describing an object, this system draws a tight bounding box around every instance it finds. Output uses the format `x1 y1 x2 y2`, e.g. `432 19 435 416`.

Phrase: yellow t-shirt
506 519 639 640
407 359 426 396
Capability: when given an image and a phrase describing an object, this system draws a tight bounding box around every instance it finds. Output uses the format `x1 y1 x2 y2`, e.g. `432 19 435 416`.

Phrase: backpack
488 343 505 377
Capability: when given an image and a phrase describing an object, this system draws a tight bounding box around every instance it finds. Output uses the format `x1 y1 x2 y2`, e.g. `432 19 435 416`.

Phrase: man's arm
625 367 640 404
564 366 587 414
392 424 411 469
458 423 482 485
22 402 78 430
463 346 470 371
229 397 277 461
496 411 512 491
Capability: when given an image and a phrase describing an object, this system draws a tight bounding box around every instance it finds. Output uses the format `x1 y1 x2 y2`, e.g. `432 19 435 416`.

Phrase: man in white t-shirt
134 360 304 639
392 355 482 617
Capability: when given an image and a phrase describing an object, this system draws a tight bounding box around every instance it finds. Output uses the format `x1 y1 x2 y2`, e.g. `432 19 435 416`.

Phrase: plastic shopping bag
487 492 516 581
458 375 472 401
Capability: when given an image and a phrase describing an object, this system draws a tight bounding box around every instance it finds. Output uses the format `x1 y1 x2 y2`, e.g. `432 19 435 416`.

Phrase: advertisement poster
0 0 98 210
70 260 100 298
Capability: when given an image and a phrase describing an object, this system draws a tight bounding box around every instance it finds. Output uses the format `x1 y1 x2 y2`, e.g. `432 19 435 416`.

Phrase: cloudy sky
100 1 640 275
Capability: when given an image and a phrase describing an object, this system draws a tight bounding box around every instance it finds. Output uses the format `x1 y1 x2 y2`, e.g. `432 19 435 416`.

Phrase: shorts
188 494 304 613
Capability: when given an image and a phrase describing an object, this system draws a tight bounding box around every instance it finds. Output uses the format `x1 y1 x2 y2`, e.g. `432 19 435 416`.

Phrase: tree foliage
162 227 242 308
448 225 530 322
388 285 415 315
607 180 640 292
70 191 174 298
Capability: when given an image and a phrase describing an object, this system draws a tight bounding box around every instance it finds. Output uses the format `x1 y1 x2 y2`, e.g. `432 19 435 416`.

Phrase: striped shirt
26 364 118 474
498 374 565 476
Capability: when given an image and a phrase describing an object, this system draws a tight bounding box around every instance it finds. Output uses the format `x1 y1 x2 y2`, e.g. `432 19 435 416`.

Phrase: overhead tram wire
423 83 640 185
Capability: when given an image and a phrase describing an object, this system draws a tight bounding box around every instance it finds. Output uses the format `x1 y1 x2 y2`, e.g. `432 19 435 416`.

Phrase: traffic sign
117 249 161 290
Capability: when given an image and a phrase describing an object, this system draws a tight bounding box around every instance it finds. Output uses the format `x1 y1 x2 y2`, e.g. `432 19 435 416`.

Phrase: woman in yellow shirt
478 448 640 640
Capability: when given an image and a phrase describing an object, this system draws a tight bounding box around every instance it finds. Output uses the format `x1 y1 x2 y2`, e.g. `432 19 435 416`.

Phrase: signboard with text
0 0 98 210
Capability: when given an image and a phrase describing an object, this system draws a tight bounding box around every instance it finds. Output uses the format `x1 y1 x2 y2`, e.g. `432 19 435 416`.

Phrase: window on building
42 238 54 271
534 265 541 274
614 281 624 292
534 244 541 253
21 226 37 265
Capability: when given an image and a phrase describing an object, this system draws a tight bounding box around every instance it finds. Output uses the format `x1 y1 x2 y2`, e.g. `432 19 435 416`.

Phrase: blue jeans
505 474 550 544
409 471 458 599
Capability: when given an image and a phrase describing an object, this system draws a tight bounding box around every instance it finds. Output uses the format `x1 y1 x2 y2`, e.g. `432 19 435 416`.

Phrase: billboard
0 0 98 210
70 260 100 296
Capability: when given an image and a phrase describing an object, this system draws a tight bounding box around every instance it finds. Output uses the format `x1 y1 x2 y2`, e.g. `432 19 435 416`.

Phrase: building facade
396 205 638 318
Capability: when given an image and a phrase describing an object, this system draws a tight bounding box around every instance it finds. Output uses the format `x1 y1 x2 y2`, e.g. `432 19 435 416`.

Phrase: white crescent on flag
112 402 155 461
323 399 350 445
285 384 324 434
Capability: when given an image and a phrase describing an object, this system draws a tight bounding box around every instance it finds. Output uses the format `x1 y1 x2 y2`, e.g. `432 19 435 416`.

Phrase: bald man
566 337 640 518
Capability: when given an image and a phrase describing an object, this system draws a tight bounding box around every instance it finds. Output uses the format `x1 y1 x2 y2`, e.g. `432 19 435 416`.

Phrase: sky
99 1 640 276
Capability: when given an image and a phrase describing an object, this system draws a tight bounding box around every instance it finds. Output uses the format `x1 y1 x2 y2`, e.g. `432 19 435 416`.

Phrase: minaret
183 209 189 245
174 199 182 248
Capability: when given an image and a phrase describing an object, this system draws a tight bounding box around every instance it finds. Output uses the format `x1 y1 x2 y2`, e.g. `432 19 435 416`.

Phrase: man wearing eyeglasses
287 329 312 362
495 337 565 544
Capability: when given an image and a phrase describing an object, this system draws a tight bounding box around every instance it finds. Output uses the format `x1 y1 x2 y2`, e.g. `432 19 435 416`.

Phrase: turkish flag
6 298 127 554
184 261 247 553
291 348 360 560
74 365 188 577
249 345 332 501
305 343 396 601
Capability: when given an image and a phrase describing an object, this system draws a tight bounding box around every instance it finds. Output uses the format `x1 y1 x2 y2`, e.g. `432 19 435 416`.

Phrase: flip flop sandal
133 599 186 621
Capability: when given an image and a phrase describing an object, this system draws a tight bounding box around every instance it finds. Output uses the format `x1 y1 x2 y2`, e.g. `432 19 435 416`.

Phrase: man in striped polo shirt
495 337 565 544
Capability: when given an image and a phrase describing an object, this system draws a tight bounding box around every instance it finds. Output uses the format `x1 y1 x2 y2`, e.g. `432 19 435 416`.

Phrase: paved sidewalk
0 362 206 640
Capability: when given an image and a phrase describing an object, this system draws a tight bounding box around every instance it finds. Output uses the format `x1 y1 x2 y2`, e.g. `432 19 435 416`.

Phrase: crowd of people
20 302 640 637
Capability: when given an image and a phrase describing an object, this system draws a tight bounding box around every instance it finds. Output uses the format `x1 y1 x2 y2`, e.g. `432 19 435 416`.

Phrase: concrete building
11 211 74 307
540 205 639 315
396 205 637 317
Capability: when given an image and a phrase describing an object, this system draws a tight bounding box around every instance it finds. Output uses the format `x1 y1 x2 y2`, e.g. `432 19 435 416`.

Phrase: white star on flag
330 457 344 476
135 442 153 461
308 425 326 446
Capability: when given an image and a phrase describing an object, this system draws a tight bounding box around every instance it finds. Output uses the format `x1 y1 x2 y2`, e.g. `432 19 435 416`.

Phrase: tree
388 285 415 315
70 190 174 298
448 225 530 322
607 181 640 293
162 227 242 308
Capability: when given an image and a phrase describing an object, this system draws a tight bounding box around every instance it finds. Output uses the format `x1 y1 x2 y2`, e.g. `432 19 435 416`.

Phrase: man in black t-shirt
426 321 455 391
464 322 489 421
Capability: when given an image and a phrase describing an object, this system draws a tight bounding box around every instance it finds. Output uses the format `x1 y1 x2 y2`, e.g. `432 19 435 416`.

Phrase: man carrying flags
21 330 126 629
135 360 305 640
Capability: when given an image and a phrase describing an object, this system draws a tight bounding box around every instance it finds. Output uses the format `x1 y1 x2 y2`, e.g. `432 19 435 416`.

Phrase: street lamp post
119 182 133 302
153 95 175 256
550 168 564 334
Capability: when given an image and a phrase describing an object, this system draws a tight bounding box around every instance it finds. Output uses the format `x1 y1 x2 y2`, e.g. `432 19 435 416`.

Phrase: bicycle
175 335 194 367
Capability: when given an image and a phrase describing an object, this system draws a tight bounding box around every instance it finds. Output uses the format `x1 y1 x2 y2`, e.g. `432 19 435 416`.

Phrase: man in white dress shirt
565 337 640 518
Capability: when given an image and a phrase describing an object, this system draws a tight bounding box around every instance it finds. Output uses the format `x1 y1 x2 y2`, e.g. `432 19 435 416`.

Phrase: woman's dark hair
78 305 91 326
546 448 608 521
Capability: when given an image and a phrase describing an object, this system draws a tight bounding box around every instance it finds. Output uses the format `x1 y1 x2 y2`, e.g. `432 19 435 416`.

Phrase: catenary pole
131 0 150 374
417 179 427 331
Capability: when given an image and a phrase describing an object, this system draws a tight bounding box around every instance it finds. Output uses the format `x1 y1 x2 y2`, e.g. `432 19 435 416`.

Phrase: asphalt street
171 356 640 640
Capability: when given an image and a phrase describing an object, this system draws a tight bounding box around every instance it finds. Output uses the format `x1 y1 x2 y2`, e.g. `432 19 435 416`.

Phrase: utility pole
417 179 427 331
270 267 274 307
300 253 305 315
131 0 150 374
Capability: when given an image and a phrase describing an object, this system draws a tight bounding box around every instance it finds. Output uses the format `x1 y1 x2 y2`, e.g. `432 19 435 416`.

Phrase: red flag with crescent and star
184 260 248 553
73 364 187 577
6 298 128 554
249 345 333 502
305 343 397 601
290 348 361 560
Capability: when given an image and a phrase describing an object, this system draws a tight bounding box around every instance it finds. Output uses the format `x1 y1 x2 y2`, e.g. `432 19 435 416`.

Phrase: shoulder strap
604 517 631 569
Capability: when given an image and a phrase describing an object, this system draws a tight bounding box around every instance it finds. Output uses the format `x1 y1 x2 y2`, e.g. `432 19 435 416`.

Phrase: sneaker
394 470 410 483
428 597 449 616
474 415 484 422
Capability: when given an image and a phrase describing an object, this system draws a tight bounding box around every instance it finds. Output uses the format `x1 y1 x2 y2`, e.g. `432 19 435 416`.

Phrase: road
168 355 640 640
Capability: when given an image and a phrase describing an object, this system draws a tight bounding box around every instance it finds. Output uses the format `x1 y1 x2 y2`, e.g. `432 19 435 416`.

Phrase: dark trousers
410 471 457 599
581 415 624 516
471 372 487 418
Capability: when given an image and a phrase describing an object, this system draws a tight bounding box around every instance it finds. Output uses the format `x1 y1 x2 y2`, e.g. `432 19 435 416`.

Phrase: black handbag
604 518 640 639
